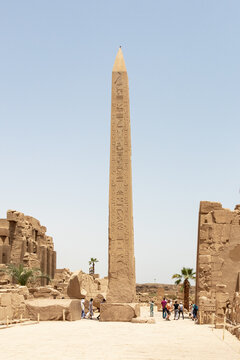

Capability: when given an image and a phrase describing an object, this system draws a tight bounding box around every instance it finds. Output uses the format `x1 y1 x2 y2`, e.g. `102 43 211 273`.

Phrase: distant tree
0 264 50 286
172 267 196 310
88 258 99 274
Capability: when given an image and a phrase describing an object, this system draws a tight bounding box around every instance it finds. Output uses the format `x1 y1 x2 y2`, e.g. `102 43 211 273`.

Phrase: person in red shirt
161 297 167 319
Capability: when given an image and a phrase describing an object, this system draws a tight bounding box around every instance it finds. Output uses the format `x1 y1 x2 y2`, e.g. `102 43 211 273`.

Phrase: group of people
161 298 184 321
80 298 94 319
80 298 106 320
160 298 198 321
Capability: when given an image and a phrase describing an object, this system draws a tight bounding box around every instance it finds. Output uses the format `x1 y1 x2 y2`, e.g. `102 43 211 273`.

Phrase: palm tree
172 267 196 310
0 264 50 286
88 258 99 274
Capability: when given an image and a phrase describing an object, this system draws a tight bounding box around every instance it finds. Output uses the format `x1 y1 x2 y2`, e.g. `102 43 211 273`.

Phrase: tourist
173 300 179 320
179 302 184 319
149 300 154 317
166 299 172 321
86 298 94 319
192 303 198 321
161 297 167 319
81 299 85 319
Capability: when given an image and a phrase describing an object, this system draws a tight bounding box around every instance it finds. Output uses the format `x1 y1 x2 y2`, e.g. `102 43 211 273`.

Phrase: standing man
192 303 198 321
86 298 94 319
179 302 184 319
81 299 85 319
161 297 167 319
149 300 154 317
173 300 179 320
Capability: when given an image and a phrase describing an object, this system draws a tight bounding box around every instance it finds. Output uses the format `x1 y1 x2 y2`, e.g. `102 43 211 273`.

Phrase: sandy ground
1 308 240 360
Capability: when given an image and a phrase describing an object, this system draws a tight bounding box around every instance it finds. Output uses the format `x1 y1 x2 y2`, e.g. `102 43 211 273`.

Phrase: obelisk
107 47 136 307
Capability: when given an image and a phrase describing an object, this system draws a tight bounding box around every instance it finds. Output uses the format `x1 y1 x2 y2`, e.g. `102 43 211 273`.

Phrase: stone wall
0 210 56 284
0 286 29 322
136 283 195 303
195 201 240 324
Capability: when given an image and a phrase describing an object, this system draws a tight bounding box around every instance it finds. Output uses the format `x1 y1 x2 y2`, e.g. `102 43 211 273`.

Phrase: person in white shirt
81 299 85 319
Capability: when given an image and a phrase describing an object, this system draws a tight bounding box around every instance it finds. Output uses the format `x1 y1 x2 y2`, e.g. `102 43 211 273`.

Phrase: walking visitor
166 300 172 321
173 300 179 320
81 299 85 319
161 297 167 319
86 298 94 319
150 300 154 317
192 303 198 321
179 302 184 319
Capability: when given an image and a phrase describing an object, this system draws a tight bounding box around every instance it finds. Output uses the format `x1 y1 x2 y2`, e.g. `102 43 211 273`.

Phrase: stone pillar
47 249 52 280
40 246 47 285
101 48 138 321
52 251 56 279
2 244 11 264
0 245 3 263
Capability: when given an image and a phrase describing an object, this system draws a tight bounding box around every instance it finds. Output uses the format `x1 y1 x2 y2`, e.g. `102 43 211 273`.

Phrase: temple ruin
0 210 56 284
195 201 240 326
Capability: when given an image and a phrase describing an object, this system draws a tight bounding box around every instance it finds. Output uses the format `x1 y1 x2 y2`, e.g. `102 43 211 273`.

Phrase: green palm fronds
2 264 51 286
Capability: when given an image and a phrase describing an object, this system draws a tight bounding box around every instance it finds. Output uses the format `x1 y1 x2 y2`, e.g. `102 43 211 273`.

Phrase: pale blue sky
0 1 240 283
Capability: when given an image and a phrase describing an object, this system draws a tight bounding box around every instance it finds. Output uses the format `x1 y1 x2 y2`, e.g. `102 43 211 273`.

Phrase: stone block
0 307 6 321
212 209 233 224
200 202 222 214
0 293 11 307
67 270 99 299
5 305 13 319
25 299 81 321
100 303 140 322
11 293 24 307
199 255 211 264
93 294 104 310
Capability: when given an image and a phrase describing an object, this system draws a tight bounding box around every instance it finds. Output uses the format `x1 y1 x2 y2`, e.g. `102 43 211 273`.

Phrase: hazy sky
1 1 240 283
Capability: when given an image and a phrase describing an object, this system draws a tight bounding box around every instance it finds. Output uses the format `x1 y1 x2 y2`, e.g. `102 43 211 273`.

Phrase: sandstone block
100 303 140 322
0 293 11 306
0 307 5 321
199 255 211 264
67 270 99 299
213 209 233 224
93 294 104 310
200 202 222 214
25 299 81 321
11 293 24 307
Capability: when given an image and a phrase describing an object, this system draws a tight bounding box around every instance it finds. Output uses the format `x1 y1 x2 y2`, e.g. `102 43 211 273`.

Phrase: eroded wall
196 201 240 323
0 210 56 283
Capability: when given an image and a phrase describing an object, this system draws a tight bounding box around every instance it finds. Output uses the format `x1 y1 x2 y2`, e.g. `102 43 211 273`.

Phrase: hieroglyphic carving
107 49 136 303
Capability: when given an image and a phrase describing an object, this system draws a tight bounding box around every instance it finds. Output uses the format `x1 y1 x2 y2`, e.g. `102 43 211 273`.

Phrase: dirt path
1 311 240 359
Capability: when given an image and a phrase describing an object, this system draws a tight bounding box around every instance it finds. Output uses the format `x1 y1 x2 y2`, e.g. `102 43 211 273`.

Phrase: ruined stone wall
0 210 56 284
196 201 240 324
0 286 29 322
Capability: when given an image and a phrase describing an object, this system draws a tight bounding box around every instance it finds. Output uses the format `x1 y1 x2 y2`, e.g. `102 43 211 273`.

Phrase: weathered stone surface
93 293 104 310
67 270 107 301
107 48 136 305
0 293 11 306
29 286 61 299
0 210 56 284
0 288 27 321
196 201 240 325
25 299 81 321
100 303 140 322
199 201 222 214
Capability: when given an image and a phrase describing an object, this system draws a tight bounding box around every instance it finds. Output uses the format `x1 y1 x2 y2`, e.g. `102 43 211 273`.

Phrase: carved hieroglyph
107 48 136 303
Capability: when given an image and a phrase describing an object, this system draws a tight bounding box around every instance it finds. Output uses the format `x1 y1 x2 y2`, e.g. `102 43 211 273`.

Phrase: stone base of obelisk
100 302 140 322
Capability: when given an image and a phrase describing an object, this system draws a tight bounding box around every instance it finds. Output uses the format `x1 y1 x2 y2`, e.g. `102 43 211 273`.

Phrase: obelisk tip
112 47 127 72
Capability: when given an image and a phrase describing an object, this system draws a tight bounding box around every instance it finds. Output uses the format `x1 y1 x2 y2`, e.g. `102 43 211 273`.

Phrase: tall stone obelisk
107 48 136 304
